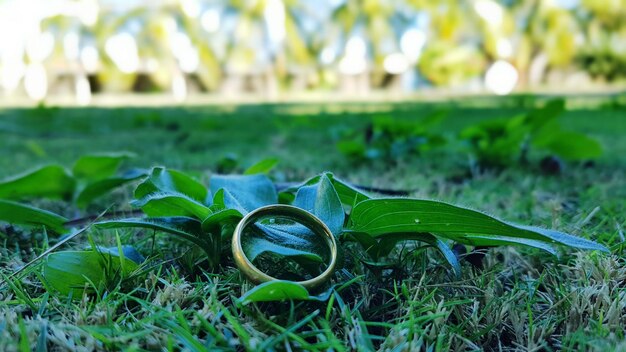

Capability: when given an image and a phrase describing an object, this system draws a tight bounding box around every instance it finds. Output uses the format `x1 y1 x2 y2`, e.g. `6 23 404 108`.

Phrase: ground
0 96 625 351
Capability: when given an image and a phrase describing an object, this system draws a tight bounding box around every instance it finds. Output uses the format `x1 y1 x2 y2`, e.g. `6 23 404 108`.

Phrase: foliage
0 200 68 234
460 100 603 168
1 160 607 304
336 112 447 163
418 42 486 86
577 46 626 81
0 102 623 350
0 152 144 208
42 248 140 296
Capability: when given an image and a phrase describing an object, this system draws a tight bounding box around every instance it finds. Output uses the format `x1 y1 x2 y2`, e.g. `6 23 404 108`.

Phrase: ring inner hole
240 214 332 281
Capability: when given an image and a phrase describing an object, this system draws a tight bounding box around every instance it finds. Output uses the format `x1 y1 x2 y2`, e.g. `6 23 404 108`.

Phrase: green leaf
131 193 211 219
75 169 147 208
95 217 207 250
42 250 138 296
230 174 340 269
280 173 370 210
336 139 366 159
0 165 75 200
238 281 311 303
95 245 145 264
293 173 344 235
244 157 280 175
244 236 324 263
348 231 461 276
201 190 243 230
209 174 277 214
243 223 325 263
330 176 371 208
238 280 333 304
135 167 208 204
452 234 558 255
433 238 461 278
0 200 68 234
201 209 243 230
526 99 565 132
347 198 607 252
72 152 135 181
540 131 603 161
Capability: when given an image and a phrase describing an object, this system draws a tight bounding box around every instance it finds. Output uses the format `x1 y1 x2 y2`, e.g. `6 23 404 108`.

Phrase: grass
0 96 625 350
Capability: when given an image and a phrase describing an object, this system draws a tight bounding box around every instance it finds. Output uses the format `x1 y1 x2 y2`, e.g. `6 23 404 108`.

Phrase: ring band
232 204 338 290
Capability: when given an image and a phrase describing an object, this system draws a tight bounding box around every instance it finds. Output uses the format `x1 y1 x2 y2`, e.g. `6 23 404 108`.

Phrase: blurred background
1 0 625 105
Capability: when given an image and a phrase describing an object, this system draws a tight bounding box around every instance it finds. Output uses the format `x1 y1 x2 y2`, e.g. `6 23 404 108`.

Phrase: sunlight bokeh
0 0 624 103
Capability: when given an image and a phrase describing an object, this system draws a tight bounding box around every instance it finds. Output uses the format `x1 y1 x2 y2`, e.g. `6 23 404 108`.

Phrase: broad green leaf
530 119 561 147
293 173 344 235
244 236 324 263
243 223 325 263
95 245 145 264
217 188 250 215
135 167 208 204
0 200 68 234
42 250 138 296
0 165 75 200
238 280 346 304
336 139 366 159
95 217 207 250
201 202 243 231
526 99 565 132
238 281 311 304
72 152 135 181
540 131 603 161
244 157 280 175
330 176 371 208
228 173 337 269
347 198 607 252
238 280 335 304
75 169 147 208
209 174 277 213
131 193 211 219
280 173 370 210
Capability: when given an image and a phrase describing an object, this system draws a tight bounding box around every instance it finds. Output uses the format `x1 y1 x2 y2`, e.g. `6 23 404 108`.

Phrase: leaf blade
72 152 135 181
347 198 607 252
0 165 75 200
0 200 68 234
293 173 344 235
243 157 280 175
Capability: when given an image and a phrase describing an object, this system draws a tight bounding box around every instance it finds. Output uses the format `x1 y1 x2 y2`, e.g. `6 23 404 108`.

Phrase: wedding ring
232 204 338 290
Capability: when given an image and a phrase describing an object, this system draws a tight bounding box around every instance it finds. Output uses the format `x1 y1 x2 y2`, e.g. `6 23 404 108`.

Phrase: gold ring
232 204 338 290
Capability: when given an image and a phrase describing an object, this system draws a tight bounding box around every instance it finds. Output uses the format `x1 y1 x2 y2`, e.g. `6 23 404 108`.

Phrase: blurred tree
575 0 626 81
408 0 486 86
221 0 313 91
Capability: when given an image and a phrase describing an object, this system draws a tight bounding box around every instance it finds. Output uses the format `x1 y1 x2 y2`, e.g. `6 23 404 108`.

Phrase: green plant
94 168 604 302
42 247 140 296
460 100 603 168
336 112 447 163
0 160 607 303
0 152 145 209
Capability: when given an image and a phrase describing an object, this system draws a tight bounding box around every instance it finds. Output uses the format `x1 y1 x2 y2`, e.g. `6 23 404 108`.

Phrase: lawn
0 96 625 351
